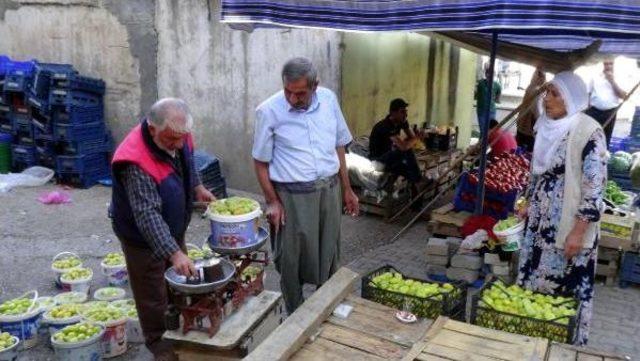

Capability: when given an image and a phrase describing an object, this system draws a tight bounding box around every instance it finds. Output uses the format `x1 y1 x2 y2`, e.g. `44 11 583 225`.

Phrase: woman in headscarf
517 71 607 345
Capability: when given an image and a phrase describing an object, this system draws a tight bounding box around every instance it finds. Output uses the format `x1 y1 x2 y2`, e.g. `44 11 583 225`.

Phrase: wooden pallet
402 316 549 361
426 203 470 237
596 246 621 286
545 342 629 360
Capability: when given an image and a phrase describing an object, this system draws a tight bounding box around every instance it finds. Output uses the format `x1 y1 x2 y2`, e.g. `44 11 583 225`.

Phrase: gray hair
281 57 317 88
148 98 194 133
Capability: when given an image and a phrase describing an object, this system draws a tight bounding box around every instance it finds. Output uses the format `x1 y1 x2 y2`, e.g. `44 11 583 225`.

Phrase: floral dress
517 128 607 345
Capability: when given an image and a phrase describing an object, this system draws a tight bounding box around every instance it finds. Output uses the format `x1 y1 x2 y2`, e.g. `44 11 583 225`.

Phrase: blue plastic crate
51 73 105 95
30 63 77 102
30 105 53 133
3 71 34 92
619 252 640 288
57 166 110 189
60 134 112 155
11 143 36 168
0 118 11 133
34 126 54 141
52 104 103 124
0 59 35 77
453 172 518 220
49 88 102 108
54 121 105 142
35 141 56 169
11 112 33 137
609 137 627 153
56 152 109 173
626 139 640 154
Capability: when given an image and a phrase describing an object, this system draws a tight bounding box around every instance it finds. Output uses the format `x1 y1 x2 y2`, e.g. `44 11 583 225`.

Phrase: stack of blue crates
627 107 640 153
0 56 38 171
194 150 227 199
1 55 111 188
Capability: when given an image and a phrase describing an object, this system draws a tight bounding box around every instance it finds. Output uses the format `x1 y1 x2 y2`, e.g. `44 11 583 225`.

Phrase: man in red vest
110 98 214 360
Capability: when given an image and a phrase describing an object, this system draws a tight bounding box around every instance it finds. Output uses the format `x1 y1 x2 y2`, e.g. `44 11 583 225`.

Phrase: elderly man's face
284 78 317 110
543 83 568 120
603 61 614 73
149 117 188 153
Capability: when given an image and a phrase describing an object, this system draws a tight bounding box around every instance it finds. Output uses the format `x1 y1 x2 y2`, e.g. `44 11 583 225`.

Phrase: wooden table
163 290 284 360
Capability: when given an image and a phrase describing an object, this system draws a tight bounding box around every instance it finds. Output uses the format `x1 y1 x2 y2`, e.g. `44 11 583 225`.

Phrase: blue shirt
252 87 353 183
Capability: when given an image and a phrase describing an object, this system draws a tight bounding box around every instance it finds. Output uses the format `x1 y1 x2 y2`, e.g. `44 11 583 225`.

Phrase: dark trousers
376 149 422 183
585 106 617 147
120 241 182 359
516 132 535 153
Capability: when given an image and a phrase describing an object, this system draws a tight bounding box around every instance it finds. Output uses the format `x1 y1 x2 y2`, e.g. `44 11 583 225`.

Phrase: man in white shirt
586 59 628 146
252 57 359 313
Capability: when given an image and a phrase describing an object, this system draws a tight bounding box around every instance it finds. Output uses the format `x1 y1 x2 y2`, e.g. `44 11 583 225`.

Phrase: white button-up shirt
252 87 353 183
589 73 621 110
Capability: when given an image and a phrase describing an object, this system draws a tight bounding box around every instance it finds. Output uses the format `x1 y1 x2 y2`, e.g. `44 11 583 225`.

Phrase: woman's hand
564 221 587 259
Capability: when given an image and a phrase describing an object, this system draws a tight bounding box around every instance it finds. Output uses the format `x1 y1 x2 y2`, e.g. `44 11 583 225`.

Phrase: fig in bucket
207 197 259 216
0 332 17 350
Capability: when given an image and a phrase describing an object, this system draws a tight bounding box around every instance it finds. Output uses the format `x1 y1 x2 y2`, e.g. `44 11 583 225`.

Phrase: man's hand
195 184 216 203
604 70 615 82
266 200 286 234
564 228 585 259
171 250 196 277
343 188 359 217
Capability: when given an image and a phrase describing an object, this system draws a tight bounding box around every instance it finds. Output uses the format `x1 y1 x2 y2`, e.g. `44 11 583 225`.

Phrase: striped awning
221 0 640 57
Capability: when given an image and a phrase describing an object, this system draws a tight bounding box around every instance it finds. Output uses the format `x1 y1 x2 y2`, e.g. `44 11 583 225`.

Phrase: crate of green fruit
470 279 581 344
361 265 467 320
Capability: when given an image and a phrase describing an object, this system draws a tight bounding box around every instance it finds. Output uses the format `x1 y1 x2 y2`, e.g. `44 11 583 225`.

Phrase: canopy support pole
475 31 499 215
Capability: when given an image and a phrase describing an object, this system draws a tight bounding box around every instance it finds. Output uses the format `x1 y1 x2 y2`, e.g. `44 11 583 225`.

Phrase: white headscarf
532 71 589 175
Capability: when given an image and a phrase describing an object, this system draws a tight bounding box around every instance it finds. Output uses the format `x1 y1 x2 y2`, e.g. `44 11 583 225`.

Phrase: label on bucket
211 219 259 248
101 322 127 358
107 269 128 286
0 315 40 350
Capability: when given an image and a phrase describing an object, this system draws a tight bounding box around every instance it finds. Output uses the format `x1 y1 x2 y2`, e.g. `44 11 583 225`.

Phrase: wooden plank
431 210 471 227
444 319 546 347
163 290 282 349
432 203 454 215
415 353 450 361
430 329 536 360
546 343 578 361
318 323 407 359
547 342 629 360
421 342 502 361
401 316 448 361
291 337 386 361
577 354 604 361
245 267 359 361
327 306 429 348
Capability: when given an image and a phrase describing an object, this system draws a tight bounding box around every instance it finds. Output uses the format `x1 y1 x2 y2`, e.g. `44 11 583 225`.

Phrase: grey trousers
272 175 342 313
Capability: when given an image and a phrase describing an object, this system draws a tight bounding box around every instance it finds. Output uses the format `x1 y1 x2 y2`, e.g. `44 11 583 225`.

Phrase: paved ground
1 184 639 360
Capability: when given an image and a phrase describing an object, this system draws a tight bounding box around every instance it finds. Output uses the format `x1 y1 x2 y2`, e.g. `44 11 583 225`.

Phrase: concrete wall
0 0 156 142
155 0 342 192
340 32 476 148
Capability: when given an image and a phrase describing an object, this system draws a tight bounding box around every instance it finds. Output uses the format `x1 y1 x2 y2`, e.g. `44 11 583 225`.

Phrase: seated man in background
369 98 424 204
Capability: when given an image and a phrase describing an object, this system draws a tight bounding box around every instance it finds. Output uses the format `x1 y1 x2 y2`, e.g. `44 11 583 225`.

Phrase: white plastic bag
0 166 55 192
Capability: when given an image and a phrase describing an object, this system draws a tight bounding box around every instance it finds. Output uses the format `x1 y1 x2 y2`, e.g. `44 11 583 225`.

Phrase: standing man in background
252 57 359 314
586 59 628 146
475 64 502 135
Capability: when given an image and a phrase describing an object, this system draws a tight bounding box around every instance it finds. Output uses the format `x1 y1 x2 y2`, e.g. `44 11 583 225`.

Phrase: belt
272 174 339 194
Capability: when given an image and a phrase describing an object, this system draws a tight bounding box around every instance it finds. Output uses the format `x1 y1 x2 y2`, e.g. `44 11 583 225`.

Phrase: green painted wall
340 32 476 148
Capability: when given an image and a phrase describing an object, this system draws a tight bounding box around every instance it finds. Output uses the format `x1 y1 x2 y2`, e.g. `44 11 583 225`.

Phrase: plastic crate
34 126 54 141
0 117 10 133
60 134 112 155
625 139 640 154
619 252 640 288
30 105 53 133
57 166 110 189
453 172 518 220
11 143 37 170
35 141 56 169
48 88 102 108
30 63 77 102
54 121 105 142
361 265 467 321
56 152 109 173
51 73 105 95
609 137 627 153
51 104 103 124
470 279 581 344
11 112 33 138
425 128 458 151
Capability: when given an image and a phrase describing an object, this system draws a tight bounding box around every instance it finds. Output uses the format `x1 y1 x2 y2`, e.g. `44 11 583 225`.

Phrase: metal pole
475 31 499 215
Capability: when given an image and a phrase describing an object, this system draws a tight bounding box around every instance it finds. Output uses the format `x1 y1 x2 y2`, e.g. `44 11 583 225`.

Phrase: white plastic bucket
53 292 88 305
493 220 526 251
98 318 127 358
100 261 128 287
206 202 262 248
126 318 143 344
0 336 19 361
51 252 83 289
0 291 41 350
43 311 82 347
51 325 104 361
60 269 93 295
36 296 57 342
93 288 125 302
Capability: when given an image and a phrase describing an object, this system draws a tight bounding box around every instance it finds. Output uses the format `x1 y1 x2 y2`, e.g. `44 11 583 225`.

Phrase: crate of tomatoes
454 152 530 219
